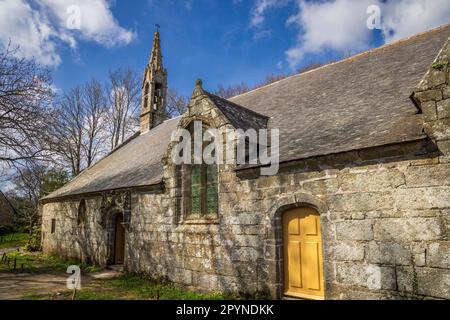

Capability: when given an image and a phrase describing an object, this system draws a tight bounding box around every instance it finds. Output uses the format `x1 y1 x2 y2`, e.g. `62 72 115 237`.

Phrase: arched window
143 83 150 110
154 82 162 111
183 122 218 218
77 199 87 226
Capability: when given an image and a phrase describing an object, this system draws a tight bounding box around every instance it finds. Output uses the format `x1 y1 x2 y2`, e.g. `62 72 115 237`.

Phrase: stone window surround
179 120 220 224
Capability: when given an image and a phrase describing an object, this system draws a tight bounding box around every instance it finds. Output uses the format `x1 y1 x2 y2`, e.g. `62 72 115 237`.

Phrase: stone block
301 178 339 195
405 164 450 187
394 187 450 209
437 99 450 119
422 101 438 121
427 242 450 268
367 242 412 265
222 213 261 225
326 242 365 261
256 176 280 189
443 86 450 99
415 89 443 103
335 262 396 290
174 268 193 285
230 246 259 262
329 192 393 212
338 170 405 192
335 220 373 241
437 140 450 160
374 218 442 241
424 118 450 140
398 267 450 299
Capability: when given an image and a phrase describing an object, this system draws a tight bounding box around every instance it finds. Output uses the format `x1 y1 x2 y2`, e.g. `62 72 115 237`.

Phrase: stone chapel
41 24 450 300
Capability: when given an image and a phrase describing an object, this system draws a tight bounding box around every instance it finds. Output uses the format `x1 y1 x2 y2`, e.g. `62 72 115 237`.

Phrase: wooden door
114 213 125 264
283 207 324 300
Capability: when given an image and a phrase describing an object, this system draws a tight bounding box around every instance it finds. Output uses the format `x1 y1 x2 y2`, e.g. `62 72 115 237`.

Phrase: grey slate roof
43 117 180 200
229 24 450 163
44 25 450 200
206 92 269 131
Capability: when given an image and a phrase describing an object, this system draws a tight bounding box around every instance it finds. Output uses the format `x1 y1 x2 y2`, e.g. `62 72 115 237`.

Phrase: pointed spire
140 27 168 133
150 30 163 70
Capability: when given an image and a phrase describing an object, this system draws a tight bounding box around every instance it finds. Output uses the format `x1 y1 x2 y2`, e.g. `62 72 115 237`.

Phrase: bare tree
54 86 85 176
214 82 250 99
0 44 54 166
82 78 108 167
107 67 140 150
166 89 187 117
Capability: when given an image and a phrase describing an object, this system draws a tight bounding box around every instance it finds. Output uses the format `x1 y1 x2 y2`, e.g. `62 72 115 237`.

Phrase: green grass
0 233 29 249
0 250 102 273
26 274 239 300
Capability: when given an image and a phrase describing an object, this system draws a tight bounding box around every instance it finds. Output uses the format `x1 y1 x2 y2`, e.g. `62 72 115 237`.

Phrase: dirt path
0 269 122 300
0 246 21 256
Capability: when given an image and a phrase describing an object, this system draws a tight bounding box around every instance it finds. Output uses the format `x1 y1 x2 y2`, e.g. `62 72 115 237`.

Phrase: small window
51 219 56 234
77 199 87 226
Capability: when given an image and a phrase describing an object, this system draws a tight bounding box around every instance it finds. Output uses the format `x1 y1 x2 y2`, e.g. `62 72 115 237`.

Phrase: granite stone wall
41 143 450 300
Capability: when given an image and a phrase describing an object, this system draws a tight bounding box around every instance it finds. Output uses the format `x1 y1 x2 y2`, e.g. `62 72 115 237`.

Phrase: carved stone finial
192 78 205 98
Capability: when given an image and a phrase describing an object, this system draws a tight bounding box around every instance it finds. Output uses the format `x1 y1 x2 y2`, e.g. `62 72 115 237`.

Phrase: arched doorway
283 207 324 300
114 213 125 264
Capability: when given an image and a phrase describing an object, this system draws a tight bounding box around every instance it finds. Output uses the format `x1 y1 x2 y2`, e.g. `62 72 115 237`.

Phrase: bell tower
140 29 168 133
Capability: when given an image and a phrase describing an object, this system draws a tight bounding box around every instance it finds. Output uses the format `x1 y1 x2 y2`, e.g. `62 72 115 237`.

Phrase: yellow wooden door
283 207 324 300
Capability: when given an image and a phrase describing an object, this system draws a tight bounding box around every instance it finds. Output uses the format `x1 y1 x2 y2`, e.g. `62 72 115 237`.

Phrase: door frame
113 212 126 264
266 197 328 300
282 207 324 300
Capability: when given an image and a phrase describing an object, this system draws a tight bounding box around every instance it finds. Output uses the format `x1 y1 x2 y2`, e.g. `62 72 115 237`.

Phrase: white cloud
0 0 62 65
382 0 450 43
251 0 290 27
286 0 373 67
250 0 450 68
0 0 135 66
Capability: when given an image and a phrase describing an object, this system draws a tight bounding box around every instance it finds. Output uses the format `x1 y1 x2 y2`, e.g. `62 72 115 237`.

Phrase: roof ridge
230 22 450 101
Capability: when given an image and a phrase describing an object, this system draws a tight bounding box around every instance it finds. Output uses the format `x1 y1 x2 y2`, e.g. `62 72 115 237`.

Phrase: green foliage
0 224 16 236
103 273 237 300
26 273 239 300
432 61 450 70
23 226 41 252
0 251 102 274
0 233 29 249
40 169 70 198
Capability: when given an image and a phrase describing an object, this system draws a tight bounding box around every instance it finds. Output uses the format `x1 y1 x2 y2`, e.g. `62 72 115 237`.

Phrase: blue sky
53 0 302 96
53 0 311 97
1 0 450 97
